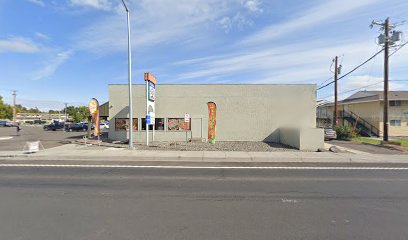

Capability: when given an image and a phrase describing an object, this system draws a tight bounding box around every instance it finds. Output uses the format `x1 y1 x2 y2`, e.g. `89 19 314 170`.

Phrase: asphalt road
1 166 408 240
0 126 105 151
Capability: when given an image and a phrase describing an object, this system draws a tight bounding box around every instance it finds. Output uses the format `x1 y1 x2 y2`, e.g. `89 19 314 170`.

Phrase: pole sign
148 81 156 102
144 72 157 145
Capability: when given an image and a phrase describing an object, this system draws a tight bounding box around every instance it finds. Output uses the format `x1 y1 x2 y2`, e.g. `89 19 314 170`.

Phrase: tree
64 105 90 122
0 96 13 120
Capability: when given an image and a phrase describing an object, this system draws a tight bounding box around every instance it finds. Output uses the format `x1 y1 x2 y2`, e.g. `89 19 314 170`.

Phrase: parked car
0 121 15 127
324 128 337 141
100 122 109 129
65 123 88 132
43 123 65 131
34 119 47 124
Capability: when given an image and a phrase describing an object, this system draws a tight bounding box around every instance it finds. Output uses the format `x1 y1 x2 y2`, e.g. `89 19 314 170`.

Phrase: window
390 100 402 107
155 118 165 130
141 118 154 130
390 120 401 126
168 118 191 131
115 118 138 131
141 118 165 130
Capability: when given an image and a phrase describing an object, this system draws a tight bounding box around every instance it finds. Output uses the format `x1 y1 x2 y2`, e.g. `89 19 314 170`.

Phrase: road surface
0 164 408 239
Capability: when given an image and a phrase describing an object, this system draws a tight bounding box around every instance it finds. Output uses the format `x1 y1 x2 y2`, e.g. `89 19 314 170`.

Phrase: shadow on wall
262 129 280 143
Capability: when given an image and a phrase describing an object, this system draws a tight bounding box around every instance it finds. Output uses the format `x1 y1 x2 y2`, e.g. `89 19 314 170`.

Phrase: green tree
0 96 13 120
64 106 90 122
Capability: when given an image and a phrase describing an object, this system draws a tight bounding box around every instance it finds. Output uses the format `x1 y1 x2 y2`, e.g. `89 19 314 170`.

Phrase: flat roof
109 83 316 86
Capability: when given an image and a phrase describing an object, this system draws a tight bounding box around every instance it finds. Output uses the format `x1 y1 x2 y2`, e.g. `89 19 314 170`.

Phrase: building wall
341 101 381 130
317 100 408 137
379 100 408 137
109 84 317 143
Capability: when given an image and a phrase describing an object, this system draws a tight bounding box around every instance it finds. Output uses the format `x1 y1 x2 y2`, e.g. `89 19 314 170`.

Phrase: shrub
335 125 357 141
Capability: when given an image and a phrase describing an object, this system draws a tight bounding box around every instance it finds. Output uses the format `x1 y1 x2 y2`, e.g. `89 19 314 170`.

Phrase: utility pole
12 90 17 124
383 18 390 142
333 56 339 127
64 103 68 121
371 17 399 142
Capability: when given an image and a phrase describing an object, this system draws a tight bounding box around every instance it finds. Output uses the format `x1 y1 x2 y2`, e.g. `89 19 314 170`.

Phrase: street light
120 0 134 149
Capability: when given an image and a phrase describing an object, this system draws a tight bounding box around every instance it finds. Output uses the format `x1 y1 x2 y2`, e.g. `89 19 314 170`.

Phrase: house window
390 120 401 126
141 118 154 130
115 118 138 131
168 118 191 131
390 100 402 107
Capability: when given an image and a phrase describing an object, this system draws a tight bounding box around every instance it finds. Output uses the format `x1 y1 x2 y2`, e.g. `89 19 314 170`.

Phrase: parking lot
0 126 88 151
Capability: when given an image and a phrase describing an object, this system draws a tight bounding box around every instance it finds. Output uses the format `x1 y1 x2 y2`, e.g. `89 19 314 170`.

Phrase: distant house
99 101 109 121
16 112 71 124
317 91 408 137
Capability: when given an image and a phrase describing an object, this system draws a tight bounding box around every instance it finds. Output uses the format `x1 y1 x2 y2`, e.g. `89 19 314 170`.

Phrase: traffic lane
0 168 408 240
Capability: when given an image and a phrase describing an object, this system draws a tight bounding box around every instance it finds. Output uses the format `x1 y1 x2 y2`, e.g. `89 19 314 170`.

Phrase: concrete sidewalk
0 144 407 164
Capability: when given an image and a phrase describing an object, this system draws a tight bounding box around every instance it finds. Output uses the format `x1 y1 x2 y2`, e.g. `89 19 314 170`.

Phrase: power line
389 41 408 57
317 48 384 91
317 76 333 88
318 79 405 100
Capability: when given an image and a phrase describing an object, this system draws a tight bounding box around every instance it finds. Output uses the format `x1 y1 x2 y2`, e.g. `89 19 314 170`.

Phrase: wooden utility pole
12 90 17 124
334 56 339 127
383 17 390 142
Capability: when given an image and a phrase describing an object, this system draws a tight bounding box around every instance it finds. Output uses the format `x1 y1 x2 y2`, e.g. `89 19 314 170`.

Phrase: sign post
144 72 157 146
184 113 190 143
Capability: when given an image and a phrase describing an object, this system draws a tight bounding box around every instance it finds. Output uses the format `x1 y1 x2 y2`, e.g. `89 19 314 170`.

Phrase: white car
100 122 109 129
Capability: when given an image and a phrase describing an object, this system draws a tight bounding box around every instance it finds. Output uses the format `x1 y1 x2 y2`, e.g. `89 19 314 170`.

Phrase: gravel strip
129 141 298 152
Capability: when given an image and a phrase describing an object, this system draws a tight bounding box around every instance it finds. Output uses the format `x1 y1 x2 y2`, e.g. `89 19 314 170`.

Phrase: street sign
184 113 190 123
148 81 155 102
146 115 152 125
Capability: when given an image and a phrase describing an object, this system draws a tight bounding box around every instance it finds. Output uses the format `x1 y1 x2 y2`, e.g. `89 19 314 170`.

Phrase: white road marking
0 164 407 170
0 137 13 141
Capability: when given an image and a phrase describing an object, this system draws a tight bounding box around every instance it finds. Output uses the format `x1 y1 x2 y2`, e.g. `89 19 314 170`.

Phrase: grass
352 137 381 145
352 137 408 147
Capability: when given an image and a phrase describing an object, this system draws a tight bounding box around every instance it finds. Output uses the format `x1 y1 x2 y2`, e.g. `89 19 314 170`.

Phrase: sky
0 0 407 111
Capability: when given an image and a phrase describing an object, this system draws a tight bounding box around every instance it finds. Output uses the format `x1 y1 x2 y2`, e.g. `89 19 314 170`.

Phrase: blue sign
146 115 152 125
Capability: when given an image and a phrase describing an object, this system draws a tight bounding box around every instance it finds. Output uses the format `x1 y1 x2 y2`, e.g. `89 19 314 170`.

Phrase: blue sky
0 0 407 110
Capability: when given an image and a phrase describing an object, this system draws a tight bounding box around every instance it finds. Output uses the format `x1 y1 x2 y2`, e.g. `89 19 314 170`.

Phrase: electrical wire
318 79 406 100
389 41 408 57
316 48 385 91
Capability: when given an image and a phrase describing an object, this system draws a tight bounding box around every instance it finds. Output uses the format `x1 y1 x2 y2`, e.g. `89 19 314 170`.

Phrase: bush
335 125 357 141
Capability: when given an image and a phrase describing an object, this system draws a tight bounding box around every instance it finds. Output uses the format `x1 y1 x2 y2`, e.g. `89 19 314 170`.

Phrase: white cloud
0 37 40 53
238 0 379 46
69 0 113 11
35 32 50 41
75 0 235 53
33 51 73 80
27 0 45 7
217 13 253 33
241 0 263 13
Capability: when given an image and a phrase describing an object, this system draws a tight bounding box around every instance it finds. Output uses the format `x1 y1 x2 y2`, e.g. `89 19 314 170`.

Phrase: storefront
108 84 323 150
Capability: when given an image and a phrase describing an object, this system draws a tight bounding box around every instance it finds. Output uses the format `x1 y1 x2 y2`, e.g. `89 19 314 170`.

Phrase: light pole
64 103 68 121
120 0 134 149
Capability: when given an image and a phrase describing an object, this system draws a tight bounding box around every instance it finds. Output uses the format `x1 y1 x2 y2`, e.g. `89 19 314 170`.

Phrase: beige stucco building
317 91 408 137
108 84 323 151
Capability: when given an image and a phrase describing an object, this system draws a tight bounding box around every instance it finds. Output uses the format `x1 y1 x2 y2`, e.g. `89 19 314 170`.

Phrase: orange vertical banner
88 98 100 137
207 102 216 144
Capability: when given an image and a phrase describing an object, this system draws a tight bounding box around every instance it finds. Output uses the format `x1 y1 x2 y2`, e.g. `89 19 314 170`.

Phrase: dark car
43 123 65 131
65 123 88 132
0 121 7 127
